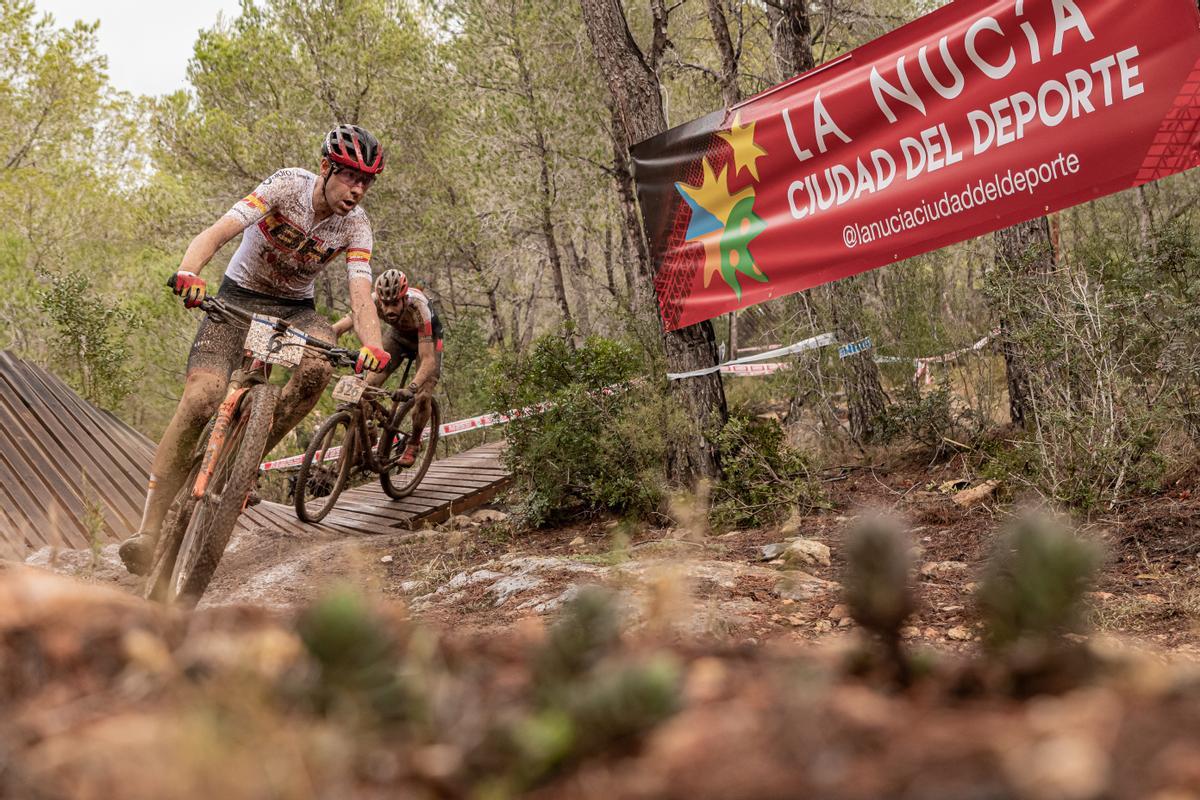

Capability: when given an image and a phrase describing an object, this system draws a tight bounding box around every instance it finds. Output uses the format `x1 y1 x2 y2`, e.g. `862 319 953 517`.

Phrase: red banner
631 0 1200 331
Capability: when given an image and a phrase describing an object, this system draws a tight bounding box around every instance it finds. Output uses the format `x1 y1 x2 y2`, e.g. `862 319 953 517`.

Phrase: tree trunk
515 46 575 340
1136 184 1154 254
704 0 741 107
764 0 814 80
603 224 618 298
580 0 728 485
994 218 1056 426
765 0 883 440
610 102 652 311
565 237 593 337
829 275 888 443
619 217 637 302
487 281 505 347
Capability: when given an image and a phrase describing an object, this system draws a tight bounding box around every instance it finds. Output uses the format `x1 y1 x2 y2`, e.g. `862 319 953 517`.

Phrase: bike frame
178 287 356 507
335 356 414 475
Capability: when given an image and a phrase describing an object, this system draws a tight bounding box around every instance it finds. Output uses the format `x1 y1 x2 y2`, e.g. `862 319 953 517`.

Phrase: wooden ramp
241 442 511 536
0 351 511 558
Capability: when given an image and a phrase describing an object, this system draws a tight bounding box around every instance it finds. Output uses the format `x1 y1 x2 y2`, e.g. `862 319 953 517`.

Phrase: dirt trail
21 455 1200 659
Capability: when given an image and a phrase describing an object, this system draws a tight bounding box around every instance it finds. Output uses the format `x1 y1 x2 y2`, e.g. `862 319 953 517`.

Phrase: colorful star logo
674 116 769 301
718 113 768 181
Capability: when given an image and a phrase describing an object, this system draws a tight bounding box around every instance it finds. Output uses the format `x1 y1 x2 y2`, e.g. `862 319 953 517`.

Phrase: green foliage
493 335 667 526
874 380 978 453
977 516 1102 651
709 412 822 530
439 312 497 422
511 588 680 787
295 585 415 723
38 271 141 407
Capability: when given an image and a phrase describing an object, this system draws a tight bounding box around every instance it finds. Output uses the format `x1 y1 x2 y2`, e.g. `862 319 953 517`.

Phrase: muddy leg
267 351 333 453
134 370 227 537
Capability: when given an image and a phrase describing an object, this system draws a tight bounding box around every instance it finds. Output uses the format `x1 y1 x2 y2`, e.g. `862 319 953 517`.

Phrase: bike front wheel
294 409 357 523
378 397 440 499
145 383 276 607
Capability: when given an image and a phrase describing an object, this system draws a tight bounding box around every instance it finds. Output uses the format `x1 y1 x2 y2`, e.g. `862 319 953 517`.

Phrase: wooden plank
0 368 142 533
0 440 65 549
0 397 92 545
14 358 151 489
401 474 497 490
320 506 413 531
21 358 153 482
318 517 408 536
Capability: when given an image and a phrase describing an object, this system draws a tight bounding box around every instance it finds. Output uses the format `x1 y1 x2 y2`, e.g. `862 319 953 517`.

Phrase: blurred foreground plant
976 515 1103 695
506 587 681 788
294 585 418 725
844 516 917 686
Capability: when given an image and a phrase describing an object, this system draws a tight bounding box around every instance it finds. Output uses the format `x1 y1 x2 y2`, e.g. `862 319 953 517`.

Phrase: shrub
874 380 972 453
492 335 668 526
709 412 822 530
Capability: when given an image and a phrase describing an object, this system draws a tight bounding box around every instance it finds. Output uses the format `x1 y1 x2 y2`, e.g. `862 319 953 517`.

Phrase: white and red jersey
223 168 373 300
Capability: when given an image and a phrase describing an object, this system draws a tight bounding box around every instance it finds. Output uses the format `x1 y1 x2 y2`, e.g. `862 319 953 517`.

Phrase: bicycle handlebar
167 274 356 369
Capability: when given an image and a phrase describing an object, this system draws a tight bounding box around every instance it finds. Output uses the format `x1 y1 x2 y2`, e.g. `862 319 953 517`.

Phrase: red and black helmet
321 124 385 175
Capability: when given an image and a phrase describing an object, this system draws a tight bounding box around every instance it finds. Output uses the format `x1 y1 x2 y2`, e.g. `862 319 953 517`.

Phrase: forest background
4 0 1200 523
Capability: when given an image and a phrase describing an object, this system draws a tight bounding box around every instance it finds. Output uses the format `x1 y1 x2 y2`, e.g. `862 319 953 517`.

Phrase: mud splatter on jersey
224 168 373 299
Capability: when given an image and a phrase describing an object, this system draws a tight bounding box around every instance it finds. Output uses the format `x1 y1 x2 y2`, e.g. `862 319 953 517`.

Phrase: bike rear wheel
144 383 276 607
378 397 440 499
294 409 357 523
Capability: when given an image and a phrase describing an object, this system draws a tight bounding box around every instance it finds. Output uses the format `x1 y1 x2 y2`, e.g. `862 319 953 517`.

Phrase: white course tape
261 385 630 472
874 328 1000 384
667 332 836 380
722 362 790 376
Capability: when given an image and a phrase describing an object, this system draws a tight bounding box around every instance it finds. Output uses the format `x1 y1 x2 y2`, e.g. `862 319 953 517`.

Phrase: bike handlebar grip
167 273 178 290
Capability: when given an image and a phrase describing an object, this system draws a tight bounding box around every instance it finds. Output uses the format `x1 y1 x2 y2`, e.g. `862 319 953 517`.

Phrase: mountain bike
294 355 441 523
144 276 356 607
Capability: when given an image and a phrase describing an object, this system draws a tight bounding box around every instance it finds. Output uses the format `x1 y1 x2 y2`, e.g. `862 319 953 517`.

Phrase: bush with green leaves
492 335 669 526
38 270 141 408
709 411 822 530
873 380 976 453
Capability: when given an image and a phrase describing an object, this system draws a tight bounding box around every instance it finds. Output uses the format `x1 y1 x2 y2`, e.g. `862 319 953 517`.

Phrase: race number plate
331 375 367 403
244 315 306 367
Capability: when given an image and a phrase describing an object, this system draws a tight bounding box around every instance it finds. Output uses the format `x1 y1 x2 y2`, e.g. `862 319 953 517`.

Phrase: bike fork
192 387 249 498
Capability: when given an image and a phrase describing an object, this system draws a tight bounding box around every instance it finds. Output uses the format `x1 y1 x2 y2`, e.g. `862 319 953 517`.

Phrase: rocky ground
24 453 1200 656
7 456 1200 798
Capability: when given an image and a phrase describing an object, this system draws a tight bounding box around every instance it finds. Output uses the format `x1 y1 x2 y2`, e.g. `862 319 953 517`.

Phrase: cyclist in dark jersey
331 269 442 467
119 125 393 575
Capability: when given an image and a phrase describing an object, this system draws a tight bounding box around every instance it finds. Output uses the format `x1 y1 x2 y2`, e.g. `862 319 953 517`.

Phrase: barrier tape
838 337 874 359
722 362 790 376
667 332 836 380
259 384 635 473
875 328 1000 384
260 328 993 472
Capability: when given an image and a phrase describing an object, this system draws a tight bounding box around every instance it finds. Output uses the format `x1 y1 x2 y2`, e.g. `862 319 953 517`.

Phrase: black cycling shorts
186 277 335 378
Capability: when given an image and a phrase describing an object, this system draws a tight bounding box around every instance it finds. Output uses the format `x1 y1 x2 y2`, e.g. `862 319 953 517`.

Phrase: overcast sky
33 0 244 97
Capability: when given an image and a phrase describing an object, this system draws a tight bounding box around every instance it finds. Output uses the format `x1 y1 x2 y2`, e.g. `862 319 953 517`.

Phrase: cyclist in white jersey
120 125 392 575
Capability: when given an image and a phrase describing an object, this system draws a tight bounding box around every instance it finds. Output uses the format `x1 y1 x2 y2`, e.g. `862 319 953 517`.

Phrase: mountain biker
119 124 392 575
331 269 442 468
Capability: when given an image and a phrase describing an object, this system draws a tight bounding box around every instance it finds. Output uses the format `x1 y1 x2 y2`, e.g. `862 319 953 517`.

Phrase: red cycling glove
173 271 207 308
356 345 390 374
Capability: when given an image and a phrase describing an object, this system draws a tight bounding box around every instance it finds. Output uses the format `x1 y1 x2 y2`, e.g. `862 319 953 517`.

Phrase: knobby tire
144 383 276 607
294 409 356 523
379 397 440 499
